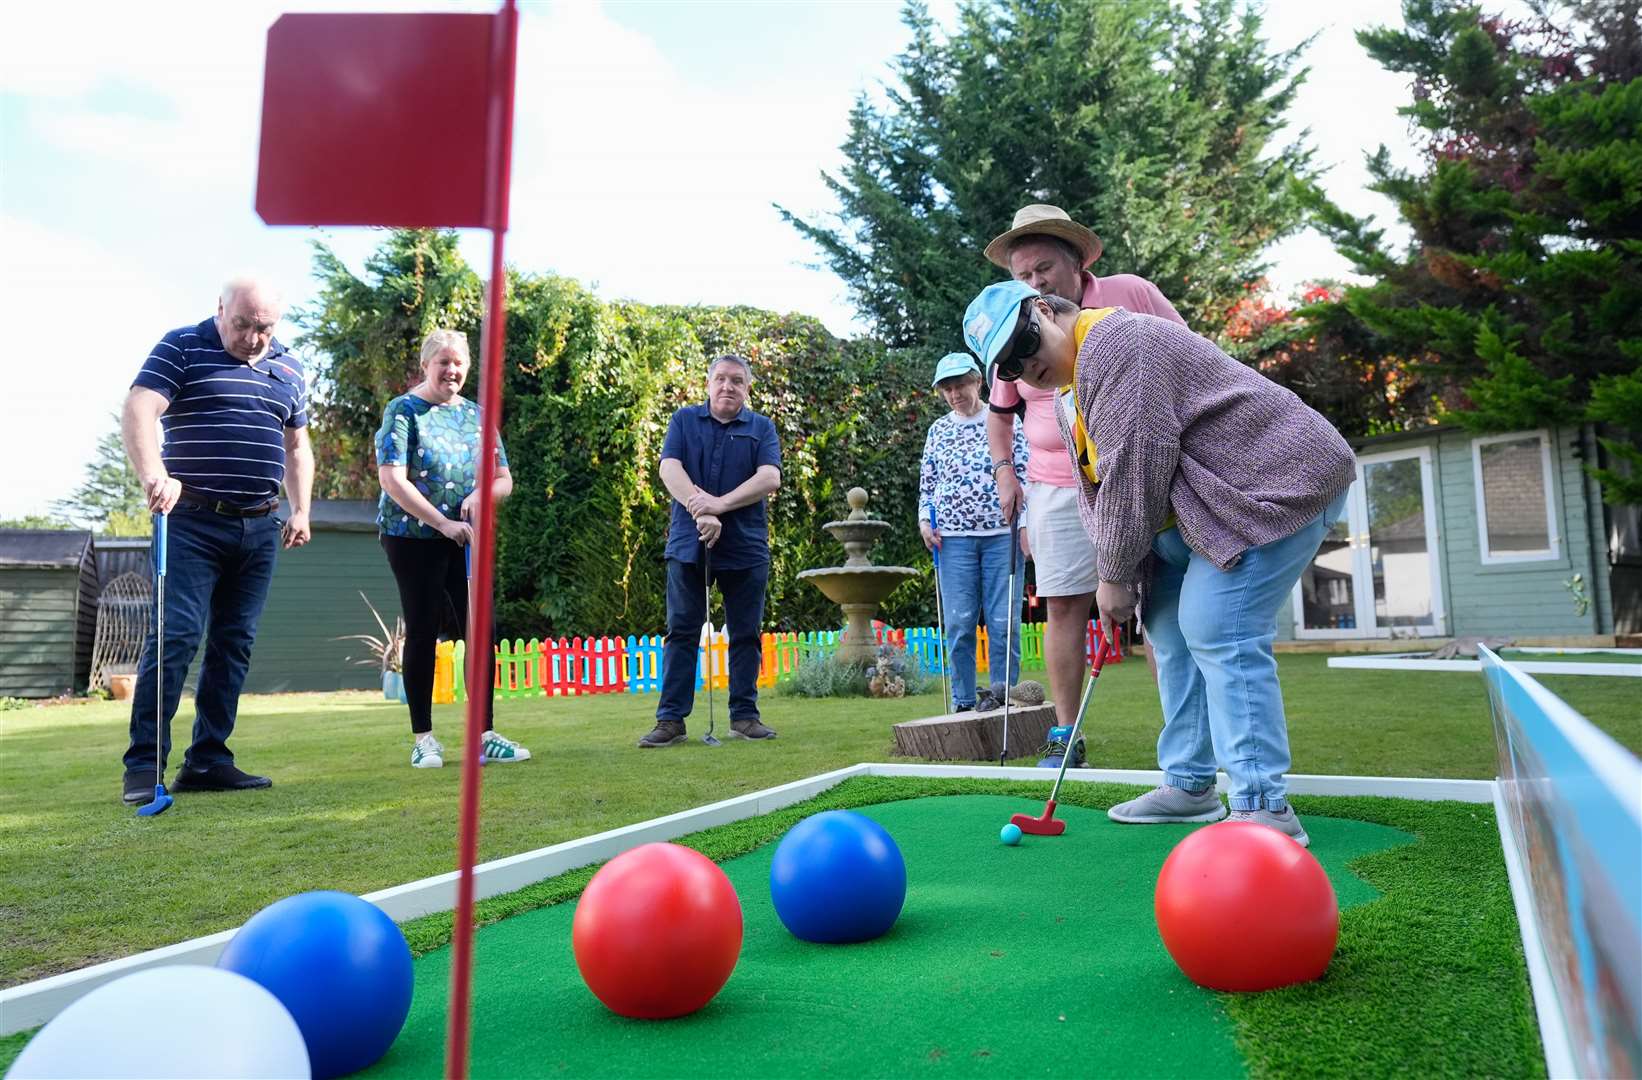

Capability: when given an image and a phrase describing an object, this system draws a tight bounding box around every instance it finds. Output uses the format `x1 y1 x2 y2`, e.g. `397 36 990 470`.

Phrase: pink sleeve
988 370 1022 409
1143 282 1187 327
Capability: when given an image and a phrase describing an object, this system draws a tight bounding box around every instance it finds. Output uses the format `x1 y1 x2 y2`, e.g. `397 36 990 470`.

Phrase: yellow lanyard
1067 308 1118 485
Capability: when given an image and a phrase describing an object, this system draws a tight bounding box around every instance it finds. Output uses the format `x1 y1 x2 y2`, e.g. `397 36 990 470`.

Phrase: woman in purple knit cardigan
964 280 1355 848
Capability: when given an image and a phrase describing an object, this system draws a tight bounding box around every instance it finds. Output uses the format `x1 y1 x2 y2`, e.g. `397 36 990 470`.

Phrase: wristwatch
991 459 1014 474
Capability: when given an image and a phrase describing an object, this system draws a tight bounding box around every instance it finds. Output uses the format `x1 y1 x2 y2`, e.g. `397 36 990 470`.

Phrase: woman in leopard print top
917 352 1029 712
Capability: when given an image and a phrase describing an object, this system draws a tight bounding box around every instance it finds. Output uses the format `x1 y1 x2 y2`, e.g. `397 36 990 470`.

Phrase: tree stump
892 703 1057 762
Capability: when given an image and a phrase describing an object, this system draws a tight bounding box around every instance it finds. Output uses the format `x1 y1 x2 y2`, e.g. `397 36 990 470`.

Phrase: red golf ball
1154 821 1339 992
572 842 742 1018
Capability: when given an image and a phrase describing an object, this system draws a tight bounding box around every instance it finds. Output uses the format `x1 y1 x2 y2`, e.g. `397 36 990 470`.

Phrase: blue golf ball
1000 823 1023 846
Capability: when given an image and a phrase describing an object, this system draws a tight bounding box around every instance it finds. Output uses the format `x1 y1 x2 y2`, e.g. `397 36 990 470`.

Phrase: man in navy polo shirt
118 277 315 805
639 354 782 748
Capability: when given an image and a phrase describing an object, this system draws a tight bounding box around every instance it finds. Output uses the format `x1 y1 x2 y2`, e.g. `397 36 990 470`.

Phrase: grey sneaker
1108 785 1227 824
1229 806 1310 847
638 720 688 748
728 718 777 740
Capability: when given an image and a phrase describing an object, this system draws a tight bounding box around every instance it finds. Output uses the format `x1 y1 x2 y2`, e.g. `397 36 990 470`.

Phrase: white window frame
1472 430 1561 564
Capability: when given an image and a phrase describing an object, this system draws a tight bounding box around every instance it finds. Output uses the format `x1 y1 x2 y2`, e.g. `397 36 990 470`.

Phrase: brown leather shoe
729 718 777 740
637 720 688 748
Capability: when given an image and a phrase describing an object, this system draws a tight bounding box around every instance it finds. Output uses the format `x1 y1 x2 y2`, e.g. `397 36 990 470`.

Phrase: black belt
178 490 280 518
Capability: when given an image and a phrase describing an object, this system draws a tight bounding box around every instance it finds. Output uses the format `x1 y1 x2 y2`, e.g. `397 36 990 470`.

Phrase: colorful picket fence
425 618 1116 701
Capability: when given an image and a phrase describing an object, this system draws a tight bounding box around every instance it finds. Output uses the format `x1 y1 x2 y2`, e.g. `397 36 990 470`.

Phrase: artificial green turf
367 793 1409 1079
358 776 1538 1080
0 776 1547 1080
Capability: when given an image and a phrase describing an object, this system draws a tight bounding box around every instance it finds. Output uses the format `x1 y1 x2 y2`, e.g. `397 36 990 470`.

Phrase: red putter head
1006 632 1122 837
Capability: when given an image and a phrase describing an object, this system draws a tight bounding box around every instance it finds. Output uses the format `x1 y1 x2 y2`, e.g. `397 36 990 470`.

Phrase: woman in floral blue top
918 352 1029 712
375 330 530 769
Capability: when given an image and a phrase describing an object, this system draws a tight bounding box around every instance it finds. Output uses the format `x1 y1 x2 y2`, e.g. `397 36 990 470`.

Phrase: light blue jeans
938 533 1023 709
1143 492 1348 811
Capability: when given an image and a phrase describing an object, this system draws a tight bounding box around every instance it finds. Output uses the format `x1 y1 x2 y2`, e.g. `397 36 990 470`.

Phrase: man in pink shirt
984 204 1185 732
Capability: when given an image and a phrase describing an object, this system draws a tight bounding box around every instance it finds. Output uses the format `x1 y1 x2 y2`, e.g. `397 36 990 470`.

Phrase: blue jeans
1143 493 1348 811
937 533 1023 709
123 506 281 775
657 557 767 725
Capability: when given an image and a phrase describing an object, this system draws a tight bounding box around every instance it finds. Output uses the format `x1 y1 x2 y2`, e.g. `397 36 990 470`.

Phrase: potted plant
337 593 406 701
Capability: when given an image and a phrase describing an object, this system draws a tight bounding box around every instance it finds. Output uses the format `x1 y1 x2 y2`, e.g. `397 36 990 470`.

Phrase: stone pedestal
892 702 1057 762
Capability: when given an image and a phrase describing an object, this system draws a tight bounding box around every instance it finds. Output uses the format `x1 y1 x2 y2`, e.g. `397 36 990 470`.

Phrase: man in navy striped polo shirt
119 277 315 806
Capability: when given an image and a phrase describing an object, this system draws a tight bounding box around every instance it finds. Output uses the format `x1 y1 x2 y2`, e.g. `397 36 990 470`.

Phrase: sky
0 0 1429 521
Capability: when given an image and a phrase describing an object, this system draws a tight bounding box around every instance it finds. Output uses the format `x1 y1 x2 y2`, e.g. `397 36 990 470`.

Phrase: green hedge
299 230 954 639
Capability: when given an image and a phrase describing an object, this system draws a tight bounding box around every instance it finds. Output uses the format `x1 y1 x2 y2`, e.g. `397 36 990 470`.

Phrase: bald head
216 276 284 363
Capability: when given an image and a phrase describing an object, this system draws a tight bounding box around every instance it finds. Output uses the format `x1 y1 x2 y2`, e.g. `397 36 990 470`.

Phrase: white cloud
0 218 195 519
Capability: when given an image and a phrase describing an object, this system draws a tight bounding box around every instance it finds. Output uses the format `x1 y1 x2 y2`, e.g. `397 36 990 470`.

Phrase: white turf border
1328 653 1642 677
2 764 1548 1059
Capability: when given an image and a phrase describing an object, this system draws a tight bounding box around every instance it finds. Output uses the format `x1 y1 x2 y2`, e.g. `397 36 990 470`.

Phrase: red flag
256 12 505 228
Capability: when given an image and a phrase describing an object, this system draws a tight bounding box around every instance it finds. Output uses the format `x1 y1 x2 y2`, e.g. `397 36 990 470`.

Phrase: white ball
7 966 311 1079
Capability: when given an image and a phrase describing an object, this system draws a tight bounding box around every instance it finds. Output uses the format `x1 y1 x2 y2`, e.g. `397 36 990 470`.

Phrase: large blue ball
217 891 413 1080
770 810 906 943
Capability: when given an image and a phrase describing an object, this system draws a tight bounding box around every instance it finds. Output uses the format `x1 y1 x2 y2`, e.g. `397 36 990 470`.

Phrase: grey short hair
419 329 470 366
220 275 283 311
1006 234 1082 269
708 354 752 378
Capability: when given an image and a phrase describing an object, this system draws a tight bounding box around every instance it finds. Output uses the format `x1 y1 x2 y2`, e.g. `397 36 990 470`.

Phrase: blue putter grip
153 513 167 575
927 506 940 568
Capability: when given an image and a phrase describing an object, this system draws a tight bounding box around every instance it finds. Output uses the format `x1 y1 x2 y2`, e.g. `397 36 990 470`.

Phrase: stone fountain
797 487 919 665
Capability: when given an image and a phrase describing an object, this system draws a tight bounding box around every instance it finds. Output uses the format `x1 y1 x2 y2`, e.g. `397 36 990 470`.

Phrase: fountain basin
797 565 919 606
797 565 919 665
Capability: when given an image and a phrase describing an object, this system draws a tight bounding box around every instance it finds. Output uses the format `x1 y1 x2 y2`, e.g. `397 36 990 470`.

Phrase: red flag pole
446 3 518 1077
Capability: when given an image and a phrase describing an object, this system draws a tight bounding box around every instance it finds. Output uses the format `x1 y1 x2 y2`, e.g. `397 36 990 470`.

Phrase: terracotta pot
109 673 137 701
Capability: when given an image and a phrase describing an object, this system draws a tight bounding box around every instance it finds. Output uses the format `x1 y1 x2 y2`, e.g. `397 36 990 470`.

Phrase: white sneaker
1229 806 1310 847
411 733 444 769
480 730 532 764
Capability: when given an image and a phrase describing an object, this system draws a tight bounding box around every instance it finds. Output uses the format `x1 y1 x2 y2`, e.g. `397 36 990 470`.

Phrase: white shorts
1025 481 1098 597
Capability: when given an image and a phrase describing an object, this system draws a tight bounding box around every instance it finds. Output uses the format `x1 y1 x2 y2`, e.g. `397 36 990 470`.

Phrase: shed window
1473 431 1559 563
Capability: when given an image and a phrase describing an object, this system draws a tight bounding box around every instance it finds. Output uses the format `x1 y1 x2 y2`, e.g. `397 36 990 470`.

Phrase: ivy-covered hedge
298 230 955 638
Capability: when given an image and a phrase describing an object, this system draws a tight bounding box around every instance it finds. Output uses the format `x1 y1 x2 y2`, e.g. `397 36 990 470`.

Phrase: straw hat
984 204 1103 269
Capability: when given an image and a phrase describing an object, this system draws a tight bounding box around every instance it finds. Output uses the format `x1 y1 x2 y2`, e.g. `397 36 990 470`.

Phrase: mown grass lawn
1 652 1635 989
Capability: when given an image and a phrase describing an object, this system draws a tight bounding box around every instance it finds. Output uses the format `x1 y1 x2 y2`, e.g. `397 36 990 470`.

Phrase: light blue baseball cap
963 280 1040 377
931 351 981 387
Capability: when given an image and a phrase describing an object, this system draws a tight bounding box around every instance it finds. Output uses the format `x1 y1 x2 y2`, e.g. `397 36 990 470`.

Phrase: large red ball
1154 821 1339 992
572 842 743 1018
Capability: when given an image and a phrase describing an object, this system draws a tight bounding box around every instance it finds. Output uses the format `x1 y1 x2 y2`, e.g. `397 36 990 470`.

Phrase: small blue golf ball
1000 823 1023 846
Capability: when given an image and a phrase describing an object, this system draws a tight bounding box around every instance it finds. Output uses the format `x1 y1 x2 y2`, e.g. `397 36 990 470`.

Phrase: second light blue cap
931 352 980 386
963 280 1040 376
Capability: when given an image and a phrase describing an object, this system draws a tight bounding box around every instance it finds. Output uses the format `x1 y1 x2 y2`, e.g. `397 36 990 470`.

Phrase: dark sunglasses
992 303 1041 382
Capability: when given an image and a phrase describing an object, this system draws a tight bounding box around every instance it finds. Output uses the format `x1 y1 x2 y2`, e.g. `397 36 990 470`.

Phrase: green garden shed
1278 423 1639 645
252 499 403 692
0 530 98 698
85 502 405 695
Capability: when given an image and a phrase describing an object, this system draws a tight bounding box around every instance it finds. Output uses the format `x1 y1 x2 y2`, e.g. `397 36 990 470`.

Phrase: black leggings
380 534 493 734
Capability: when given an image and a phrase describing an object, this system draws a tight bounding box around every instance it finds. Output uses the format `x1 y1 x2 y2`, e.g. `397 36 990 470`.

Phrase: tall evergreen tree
780 0 1317 345
297 230 485 498
1292 0 1641 501
53 422 148 535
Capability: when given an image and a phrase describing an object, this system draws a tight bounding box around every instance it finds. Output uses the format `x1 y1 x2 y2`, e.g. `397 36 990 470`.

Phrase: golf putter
1010 630 1120 836
928 506 951 713
701 544 720 747
138 512 174 818
999 511 1020 764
